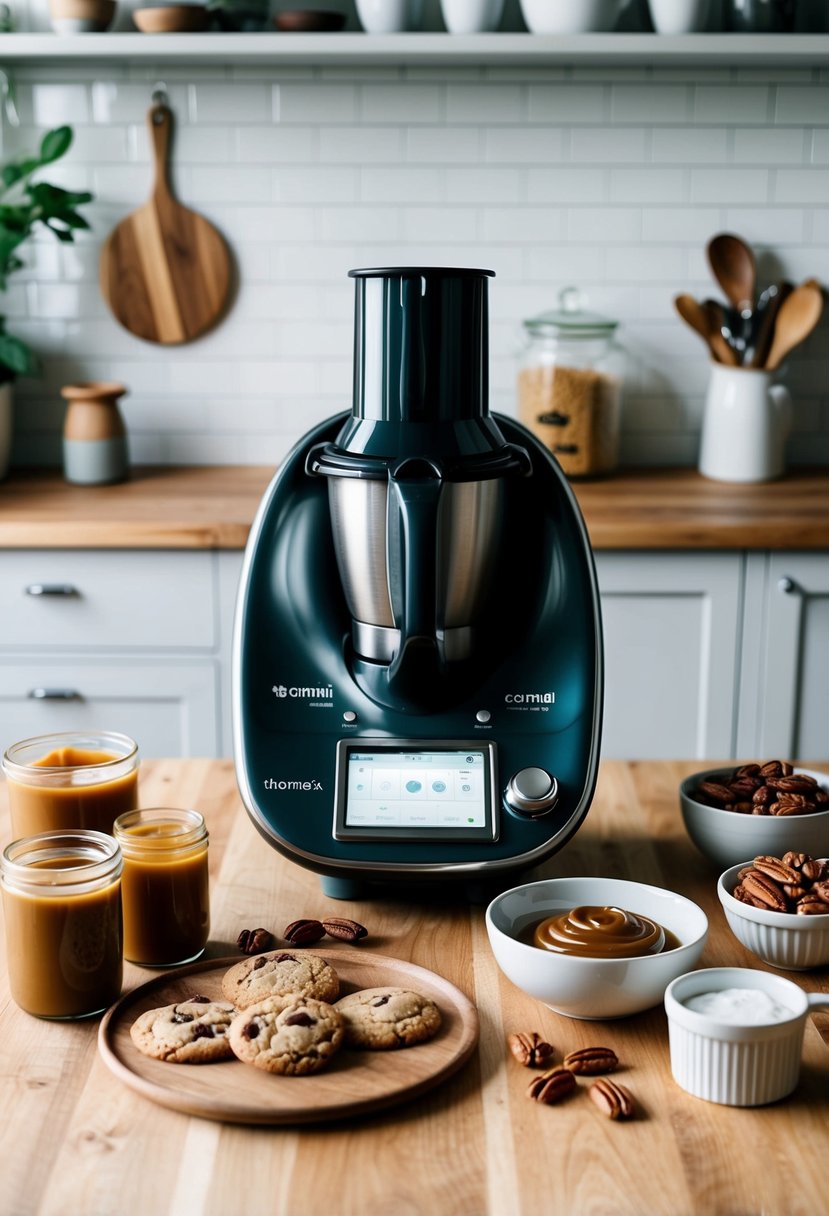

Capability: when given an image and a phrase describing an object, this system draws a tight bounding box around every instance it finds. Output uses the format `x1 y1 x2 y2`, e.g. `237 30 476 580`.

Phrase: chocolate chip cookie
130 997 236 1063
335 987 441 1050
228 995 344 1075
221 951 340 1010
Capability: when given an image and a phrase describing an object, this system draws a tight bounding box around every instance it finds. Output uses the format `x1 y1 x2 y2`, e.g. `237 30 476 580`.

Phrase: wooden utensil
763 282 824 371
100 103 231 345
674 293 739 366
706 232 757 314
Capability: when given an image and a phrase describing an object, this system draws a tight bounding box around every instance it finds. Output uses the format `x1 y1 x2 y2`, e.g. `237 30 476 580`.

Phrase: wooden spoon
706 233 757 314
674 294 739 365
763 283 824 371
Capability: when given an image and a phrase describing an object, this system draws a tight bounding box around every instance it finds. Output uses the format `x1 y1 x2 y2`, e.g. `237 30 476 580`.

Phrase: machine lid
349 266 495 279
306 440 531 483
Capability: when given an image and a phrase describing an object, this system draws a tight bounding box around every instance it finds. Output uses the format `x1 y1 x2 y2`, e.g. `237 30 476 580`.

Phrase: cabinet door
595 553 743 760
0 661 219 758
753 553 829 759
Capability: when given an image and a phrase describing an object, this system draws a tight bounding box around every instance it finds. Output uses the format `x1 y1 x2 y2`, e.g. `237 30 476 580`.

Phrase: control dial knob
505 768 559 818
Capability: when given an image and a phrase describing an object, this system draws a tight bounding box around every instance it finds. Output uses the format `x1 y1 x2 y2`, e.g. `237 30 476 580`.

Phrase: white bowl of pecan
485 876 708 1020
717 853 829 971
679 761 829 870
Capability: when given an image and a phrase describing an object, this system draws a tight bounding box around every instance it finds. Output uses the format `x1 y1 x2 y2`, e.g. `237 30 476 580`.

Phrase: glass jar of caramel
2 731 139 839
114 807 210 967
1 830 123 1019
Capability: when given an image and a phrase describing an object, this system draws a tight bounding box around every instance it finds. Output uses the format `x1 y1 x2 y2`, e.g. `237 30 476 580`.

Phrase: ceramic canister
61 381 129 485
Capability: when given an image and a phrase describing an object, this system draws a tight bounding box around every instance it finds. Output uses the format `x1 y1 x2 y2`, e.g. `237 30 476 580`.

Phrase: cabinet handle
24 583 79 597
777 576 798 595
28 688 81 700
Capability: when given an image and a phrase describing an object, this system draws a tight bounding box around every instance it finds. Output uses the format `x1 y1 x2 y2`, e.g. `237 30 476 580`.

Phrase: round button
476 709 491 723
342 711 357 723
504 768 559 818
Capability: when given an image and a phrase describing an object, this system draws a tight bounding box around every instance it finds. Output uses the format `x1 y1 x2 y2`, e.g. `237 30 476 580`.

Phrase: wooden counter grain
1 465 829 550
1 759 827 1216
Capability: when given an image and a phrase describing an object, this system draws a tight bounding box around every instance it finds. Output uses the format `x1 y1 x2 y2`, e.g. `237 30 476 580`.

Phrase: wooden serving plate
98 949 479 1124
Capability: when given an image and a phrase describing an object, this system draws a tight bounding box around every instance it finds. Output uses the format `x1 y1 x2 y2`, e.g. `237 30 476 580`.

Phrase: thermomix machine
233 267 603 899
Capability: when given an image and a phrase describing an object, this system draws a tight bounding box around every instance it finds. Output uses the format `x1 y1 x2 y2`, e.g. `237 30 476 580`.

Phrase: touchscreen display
334 741 497 841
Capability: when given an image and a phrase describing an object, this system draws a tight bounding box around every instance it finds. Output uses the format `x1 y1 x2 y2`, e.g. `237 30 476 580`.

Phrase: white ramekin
664 967 829 1106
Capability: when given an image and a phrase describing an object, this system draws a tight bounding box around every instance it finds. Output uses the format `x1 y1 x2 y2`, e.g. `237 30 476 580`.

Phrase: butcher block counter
1 759 827 1216
1 465 829 550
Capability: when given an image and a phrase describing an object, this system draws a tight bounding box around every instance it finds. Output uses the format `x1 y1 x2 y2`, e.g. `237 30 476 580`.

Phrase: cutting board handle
148 103 173 201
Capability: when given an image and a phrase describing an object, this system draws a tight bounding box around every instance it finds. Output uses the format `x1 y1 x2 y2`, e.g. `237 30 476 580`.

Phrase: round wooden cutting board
99 104 232 345
98 949 480 1124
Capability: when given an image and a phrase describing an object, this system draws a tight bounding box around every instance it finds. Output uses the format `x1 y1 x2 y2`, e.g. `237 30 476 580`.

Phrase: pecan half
508 1031 554 1068
801 859 826 882
732 883 767 908
236 928 274 955
742 870 788 912
812 881 829 905
283 919 325 946
783 851 811 870
527 1067 576 1105
589 1077 636 1120
766 775 817 793
698 781 733 804
562 1047 618 1076
796 895 829 916
322 917 368 943
752 855 801 885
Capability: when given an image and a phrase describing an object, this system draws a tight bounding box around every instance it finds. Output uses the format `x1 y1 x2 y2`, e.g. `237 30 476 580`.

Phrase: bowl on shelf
679 764 829 870
485 875 708 1020
49 0 116 32
133 4 210 31
717 860 829 970
519 0 622 33
274 8 346 31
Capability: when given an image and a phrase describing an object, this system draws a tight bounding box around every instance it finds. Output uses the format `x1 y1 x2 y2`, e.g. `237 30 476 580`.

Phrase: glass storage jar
517 288 624 478
1 829 123 1019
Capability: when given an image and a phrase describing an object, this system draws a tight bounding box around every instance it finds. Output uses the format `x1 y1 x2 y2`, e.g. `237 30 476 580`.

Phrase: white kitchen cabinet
0 549 243 759
595 552 743 760
737 553 829 760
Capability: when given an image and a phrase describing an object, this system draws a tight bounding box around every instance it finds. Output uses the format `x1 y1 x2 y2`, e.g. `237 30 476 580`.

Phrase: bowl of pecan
717 853 829 971
679 761 829 870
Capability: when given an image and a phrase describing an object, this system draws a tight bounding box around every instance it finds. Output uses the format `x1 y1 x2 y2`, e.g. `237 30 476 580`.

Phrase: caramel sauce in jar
114 808 209 967
529 905 670 958
1 830 123 1019
2 733 139 838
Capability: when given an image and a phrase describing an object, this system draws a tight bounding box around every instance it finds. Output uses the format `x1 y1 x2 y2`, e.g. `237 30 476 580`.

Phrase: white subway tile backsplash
32 84 89 127
651 128 728 164
5 62 829 473
191 83 271 125
694 85 771 125
611 84 691 125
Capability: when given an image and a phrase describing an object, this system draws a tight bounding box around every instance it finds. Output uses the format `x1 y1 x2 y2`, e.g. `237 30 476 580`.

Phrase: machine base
318 872 520 906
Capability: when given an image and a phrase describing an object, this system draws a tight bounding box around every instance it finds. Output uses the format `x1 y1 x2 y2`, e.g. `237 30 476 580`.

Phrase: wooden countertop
1 465 828 550
1 759 827 1216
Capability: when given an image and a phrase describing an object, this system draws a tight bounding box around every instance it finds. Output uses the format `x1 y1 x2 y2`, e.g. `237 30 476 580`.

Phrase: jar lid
524 287 618 338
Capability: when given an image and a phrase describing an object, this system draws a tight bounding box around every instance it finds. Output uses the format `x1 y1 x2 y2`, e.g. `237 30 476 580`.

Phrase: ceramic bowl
485 876 708 1020
274 9 346 31
133 4 210 31
664 966 829 1106
519 0 621 34
717 861 829 970
49 0 116 31
679 766 829 870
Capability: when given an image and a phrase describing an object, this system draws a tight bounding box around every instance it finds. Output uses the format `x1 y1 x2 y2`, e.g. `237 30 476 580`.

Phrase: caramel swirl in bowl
532 905 666 958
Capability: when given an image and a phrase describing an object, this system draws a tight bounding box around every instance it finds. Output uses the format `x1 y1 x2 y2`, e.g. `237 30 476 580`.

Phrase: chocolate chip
371 995 391 1007
242 1022 260 1040
284 1011 315 1027
192 1024 216 1039
172 1011 194 1023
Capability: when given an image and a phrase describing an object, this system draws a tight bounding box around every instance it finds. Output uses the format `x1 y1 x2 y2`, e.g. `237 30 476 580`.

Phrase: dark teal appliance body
233 410 603 898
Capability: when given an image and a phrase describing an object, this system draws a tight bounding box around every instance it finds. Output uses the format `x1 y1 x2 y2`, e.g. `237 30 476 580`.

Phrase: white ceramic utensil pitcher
699 363 792 483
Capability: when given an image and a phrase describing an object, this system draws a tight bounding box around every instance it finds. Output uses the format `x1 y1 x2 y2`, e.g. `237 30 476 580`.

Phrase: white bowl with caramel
485 877 708 1020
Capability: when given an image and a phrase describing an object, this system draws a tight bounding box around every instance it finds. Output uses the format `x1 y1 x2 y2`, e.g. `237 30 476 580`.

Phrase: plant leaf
0 330 38 376
39 126 73 166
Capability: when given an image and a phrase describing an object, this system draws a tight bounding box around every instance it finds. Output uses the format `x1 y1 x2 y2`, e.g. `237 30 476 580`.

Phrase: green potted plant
0 125 93 479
